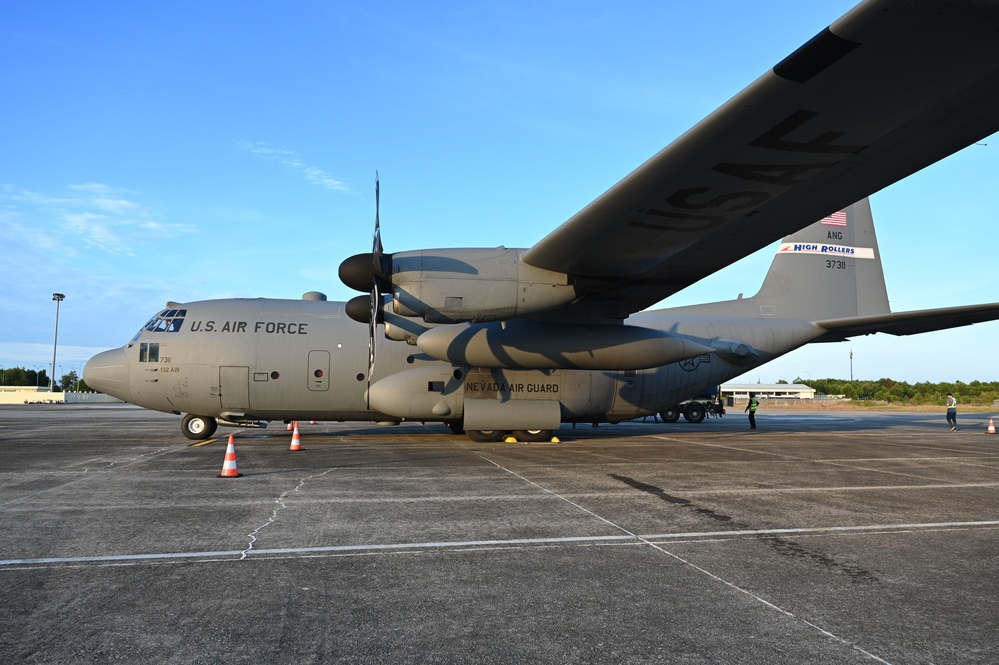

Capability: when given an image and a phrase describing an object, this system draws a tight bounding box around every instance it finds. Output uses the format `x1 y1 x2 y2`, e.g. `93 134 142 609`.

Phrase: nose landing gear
181 413 218 440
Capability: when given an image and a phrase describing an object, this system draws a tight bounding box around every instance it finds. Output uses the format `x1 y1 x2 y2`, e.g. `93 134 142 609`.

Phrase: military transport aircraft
86 0 999 441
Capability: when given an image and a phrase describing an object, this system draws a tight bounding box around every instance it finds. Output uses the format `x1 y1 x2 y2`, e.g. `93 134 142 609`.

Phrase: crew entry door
220 366 250 411
308 351 330 391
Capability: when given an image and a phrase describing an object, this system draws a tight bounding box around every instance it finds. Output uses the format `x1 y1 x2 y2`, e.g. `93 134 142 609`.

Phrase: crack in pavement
241 468 337 560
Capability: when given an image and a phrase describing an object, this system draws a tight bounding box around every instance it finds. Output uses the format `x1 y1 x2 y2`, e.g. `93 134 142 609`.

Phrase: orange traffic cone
218 435 242 478
988 417 996 435
309 420 317 425
286 421 293 431
289 422 302 451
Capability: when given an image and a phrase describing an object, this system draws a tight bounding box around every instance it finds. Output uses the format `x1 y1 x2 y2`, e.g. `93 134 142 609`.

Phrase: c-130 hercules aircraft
86 0 999 441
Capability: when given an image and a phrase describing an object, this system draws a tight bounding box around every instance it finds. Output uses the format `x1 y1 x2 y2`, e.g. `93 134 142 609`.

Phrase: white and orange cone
218 435 242 478
289 422 302 451
286 421 293 431
988 417 996 435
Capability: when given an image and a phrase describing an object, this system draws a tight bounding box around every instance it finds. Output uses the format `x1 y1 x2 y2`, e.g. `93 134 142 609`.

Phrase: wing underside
522 0 999 319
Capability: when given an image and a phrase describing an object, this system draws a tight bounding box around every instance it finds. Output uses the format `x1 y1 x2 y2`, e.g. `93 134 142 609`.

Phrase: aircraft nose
83 348 131 402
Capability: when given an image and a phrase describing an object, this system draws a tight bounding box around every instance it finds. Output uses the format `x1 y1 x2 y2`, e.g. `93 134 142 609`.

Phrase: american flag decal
821 210 848 226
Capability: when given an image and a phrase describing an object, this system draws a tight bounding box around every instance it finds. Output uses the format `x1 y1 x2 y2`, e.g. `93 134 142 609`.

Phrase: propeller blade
366 276 379 409
373 171 383 272
367 173 382 409
368 278 379 379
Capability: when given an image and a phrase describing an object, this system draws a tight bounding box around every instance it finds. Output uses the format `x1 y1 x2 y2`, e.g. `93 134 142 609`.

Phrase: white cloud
237 141 351 192
0 183 195 256
63 211 133 256
68 183 142 213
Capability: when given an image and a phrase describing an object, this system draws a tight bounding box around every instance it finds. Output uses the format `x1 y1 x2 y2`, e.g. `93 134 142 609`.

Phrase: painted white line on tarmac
4 520 999 568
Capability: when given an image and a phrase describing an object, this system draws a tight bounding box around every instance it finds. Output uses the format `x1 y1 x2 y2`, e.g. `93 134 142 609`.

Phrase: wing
521 0 999 319
813 304 999 343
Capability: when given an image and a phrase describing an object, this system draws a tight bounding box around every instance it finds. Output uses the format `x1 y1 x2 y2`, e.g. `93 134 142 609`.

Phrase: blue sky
3 1 998 385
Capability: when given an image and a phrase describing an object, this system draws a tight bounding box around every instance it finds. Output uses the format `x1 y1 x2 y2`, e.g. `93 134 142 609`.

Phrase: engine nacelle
390 247 575 324
368 365 466 420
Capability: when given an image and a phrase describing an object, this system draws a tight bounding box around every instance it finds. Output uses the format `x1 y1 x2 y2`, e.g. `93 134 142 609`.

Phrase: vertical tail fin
750 198 890 321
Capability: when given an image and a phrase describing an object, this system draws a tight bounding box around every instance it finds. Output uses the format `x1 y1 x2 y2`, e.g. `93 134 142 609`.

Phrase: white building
721 383 816 400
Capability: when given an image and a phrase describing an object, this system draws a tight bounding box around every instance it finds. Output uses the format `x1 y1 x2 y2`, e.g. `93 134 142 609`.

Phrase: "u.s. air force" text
189 320 308 334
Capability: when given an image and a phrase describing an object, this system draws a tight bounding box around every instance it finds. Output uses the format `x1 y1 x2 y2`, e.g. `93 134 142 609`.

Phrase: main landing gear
463 429 553 442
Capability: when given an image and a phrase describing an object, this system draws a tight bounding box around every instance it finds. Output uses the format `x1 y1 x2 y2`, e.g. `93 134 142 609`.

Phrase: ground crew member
745 392 759 430
946 392 958 431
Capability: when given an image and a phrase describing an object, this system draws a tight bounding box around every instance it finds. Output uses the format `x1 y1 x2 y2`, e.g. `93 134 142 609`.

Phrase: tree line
787 377 999 406
0 367 88 392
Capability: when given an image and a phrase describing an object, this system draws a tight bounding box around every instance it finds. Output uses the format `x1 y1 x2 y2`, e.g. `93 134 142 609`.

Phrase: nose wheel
181 413 218 440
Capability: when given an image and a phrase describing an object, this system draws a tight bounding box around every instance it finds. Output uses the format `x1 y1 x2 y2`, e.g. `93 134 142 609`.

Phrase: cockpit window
143 309 187 333
131 309 187 342
131 315 158 342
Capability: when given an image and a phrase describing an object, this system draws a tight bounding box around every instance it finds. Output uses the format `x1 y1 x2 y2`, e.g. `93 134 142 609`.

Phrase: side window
138 342 160 363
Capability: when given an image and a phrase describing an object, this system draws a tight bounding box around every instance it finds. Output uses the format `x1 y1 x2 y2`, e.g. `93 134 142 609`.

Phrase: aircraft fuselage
84 294 819 437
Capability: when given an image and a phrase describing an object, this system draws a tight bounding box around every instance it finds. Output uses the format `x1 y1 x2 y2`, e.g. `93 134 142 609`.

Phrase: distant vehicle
659 389 724 424
85 1 999 441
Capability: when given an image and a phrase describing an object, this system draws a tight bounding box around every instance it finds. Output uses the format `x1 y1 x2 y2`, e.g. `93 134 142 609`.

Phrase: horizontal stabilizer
814 302 999 342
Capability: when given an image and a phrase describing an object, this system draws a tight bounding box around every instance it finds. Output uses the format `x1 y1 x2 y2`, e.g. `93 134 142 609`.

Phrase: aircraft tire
660 406 681 423
181 413 218 440
465 430 507 442
511 429 552 442
446 421 464 435
683 403 706 423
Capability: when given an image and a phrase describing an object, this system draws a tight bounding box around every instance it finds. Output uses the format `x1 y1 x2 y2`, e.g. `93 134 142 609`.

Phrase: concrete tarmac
2 404 998 664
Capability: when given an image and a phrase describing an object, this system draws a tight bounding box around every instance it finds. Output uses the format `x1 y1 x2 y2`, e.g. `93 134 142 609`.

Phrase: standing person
946 392 958 431
745 392 759 430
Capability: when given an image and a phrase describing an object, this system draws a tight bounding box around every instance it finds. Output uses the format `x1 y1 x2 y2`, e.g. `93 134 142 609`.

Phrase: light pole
849 349 854 381
50 293 65 392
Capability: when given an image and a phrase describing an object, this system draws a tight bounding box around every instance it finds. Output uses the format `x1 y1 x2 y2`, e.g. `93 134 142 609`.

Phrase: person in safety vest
745 392 759 430
945 392 958 431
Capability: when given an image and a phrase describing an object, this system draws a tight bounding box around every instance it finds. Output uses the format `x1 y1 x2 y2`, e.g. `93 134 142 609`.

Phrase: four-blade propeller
336 173 395 407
